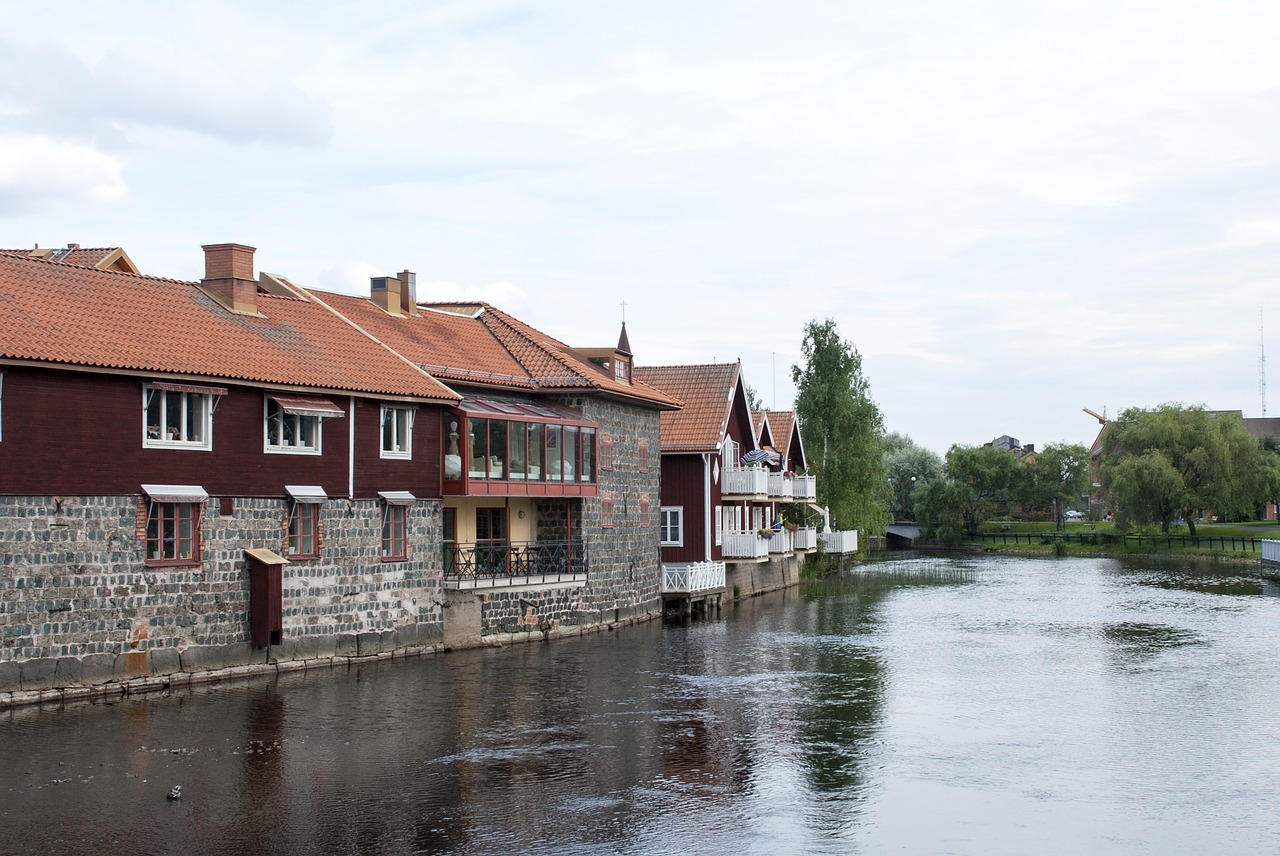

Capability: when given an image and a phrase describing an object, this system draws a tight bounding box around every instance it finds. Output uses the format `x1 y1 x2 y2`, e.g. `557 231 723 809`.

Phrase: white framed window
144 383 220 450
714 504 722 546
660 506 683 547
381 405 414 459
264 394 342 455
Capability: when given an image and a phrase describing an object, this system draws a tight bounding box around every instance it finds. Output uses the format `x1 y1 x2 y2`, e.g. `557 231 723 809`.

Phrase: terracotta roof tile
634 363 741 451
0 253 456 401
322 295 678 408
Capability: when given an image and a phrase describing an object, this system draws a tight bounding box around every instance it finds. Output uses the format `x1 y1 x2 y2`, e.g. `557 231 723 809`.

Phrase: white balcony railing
662 561 726 594
819 530 858 554
794 526 818 550
1263 539 1280 565
723 464 768 497
723 529 769 559
767 472 794 499
767 528 794 555
791 475 816 501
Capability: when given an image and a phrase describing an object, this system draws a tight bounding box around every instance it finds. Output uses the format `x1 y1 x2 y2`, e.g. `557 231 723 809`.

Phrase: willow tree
1100 404 1280 537
792 318 888 539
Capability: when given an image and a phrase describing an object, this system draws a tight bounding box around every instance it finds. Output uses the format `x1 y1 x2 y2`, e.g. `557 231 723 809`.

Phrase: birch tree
792 318 888 538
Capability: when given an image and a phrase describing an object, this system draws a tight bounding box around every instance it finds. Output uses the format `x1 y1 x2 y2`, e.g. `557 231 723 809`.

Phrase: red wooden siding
0 366 438 499
658 452 707 564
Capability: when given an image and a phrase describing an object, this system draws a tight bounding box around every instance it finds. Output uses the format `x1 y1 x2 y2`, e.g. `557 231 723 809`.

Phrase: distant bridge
885 524 922 549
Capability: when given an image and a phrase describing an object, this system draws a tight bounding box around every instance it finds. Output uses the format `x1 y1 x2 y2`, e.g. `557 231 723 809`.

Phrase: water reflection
2 555 1279 855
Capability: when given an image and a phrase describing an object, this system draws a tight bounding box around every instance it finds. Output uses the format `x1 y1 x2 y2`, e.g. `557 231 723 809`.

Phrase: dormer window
613 355 631 382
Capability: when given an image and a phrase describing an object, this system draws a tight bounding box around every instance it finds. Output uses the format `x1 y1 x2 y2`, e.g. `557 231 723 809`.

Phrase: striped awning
268 394 345 419
151 381 228 396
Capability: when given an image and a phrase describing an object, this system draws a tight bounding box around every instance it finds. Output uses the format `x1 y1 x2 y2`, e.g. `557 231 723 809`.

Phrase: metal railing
662 560 726 593
977 532 1270 553
444 539 587 583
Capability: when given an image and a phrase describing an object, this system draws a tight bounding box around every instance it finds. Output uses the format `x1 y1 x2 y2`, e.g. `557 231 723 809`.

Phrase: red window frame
640 496 650 527
638 438 649 473
145 501 202 565
286 501 320 558
381 503 408 561
600 433 614 471
601 494 615 529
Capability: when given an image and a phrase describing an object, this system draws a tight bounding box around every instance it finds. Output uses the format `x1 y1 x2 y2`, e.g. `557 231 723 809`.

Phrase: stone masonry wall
0 494 443 693
563 396 663 623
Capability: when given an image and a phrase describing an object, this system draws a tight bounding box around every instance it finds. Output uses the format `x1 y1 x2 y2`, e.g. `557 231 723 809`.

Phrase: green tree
1100 404 1280 538
743 382 764 412
914 477 970 545
936 443 1019 535
1019 442 1092 529
792 318 888 540
883 433 944 521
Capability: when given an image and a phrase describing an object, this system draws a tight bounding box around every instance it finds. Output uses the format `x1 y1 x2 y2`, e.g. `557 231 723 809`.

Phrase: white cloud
0 133 125 216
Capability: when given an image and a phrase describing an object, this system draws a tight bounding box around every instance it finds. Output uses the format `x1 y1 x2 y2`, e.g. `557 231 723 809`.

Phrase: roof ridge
0 250 191 286
476 304 594 388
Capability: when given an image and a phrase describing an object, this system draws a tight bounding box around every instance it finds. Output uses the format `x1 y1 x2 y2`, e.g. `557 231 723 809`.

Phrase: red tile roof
0 245 139 274
0 253 457 401
633 362 741 451
321 295 679 409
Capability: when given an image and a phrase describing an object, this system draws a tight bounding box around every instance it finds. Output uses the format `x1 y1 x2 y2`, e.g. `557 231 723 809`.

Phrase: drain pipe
702 452 712 561
348 396 356 499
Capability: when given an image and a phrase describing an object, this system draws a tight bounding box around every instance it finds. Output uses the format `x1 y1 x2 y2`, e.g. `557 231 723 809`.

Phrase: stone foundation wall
725 555 801 599
0 494 445 694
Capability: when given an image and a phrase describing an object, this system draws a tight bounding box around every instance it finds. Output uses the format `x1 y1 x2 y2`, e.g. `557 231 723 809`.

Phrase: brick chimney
200 243 259 315
371 274 404 316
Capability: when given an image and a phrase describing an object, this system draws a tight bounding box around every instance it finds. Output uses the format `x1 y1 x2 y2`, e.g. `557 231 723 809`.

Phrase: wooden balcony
791 475 816 501
722 465 767 499
661 560 726 594
767 528 793 555
722 529 769 561
818 530 858 554
767 472 794 500
794 526 818 551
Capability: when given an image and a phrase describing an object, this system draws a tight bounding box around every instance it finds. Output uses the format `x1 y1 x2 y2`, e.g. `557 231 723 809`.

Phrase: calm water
3 554 1280 855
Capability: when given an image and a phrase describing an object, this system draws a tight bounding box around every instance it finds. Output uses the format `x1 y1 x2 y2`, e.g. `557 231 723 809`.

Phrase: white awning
378 490 417 506
285 485 328 504
141 484 209 503
268 393 345 419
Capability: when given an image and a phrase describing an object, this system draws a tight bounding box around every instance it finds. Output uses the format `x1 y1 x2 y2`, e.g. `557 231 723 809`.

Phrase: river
3 554 1279 855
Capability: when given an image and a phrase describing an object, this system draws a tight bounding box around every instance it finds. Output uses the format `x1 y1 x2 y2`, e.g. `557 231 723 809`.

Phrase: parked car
1064 509 1085 520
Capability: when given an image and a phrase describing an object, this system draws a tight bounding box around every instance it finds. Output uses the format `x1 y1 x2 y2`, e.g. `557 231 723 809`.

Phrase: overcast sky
4 1 1279 455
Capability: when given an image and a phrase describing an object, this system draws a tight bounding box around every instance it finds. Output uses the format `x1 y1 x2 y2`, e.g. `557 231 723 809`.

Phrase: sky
4 1 1280 456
